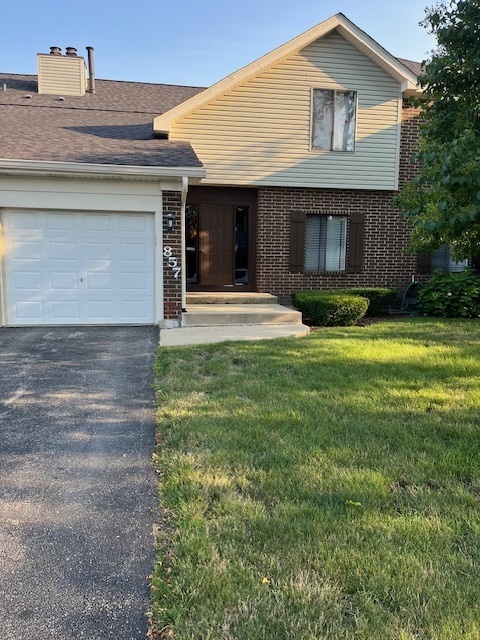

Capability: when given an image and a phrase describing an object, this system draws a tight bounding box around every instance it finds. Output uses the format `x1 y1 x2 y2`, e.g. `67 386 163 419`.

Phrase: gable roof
153 13 421 136
0 74 205 172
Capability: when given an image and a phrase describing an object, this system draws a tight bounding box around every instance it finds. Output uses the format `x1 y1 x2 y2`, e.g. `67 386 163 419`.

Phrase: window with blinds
431 245 468 273
305 215 347 272
312 89 356 152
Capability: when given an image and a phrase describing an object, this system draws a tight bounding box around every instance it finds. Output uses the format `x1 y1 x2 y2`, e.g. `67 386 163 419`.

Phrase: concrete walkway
0 327 158 640
159 323 309 346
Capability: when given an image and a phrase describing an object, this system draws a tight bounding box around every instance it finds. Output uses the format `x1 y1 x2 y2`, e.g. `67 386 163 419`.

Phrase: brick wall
399 98 422 187
255 102 423 304
162 191 183 323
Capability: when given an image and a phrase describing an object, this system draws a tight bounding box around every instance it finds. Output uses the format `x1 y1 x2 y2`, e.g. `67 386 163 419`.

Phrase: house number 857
163 246 181 279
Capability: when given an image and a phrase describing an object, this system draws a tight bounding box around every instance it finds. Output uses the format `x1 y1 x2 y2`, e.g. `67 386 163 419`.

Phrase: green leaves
397 1 480 258
418 268 480 317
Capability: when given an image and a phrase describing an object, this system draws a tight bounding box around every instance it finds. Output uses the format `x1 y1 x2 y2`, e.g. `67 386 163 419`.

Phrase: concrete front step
182 303 302 327
159 323 310 347
186 292 278 305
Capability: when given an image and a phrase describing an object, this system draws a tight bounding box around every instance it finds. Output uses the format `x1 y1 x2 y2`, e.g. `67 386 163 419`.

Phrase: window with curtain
305 215 347 272
312 89 356 152
431 245 468 273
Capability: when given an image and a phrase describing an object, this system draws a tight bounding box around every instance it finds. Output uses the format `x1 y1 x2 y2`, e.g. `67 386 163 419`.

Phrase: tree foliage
395 0 480 260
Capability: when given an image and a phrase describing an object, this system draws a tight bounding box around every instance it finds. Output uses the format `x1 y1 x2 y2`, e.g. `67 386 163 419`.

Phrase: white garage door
2 210 155 325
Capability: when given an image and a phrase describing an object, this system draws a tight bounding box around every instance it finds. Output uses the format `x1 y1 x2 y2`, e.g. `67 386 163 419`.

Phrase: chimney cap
65 47 78 56
49 46 62 55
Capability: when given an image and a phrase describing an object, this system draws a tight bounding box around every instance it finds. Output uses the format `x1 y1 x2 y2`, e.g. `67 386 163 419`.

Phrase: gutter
0 159 206 181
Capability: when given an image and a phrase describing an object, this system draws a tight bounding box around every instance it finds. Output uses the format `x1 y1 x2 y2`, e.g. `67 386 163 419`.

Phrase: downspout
181 176 188 312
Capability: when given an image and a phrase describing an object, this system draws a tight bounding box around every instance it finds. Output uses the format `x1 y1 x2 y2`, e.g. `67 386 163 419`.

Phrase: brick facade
164 103 423 315
255 102 423 304
162 191 183 324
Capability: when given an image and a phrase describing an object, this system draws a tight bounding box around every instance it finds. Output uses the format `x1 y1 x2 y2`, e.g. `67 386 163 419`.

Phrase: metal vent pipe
86 46 96 94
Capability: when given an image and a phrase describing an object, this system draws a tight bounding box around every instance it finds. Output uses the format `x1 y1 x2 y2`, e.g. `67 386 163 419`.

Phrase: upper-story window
312 89 357 152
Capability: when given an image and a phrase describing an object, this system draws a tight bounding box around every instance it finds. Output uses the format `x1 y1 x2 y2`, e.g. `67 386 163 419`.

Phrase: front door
199 203 235 286
186 187 256 291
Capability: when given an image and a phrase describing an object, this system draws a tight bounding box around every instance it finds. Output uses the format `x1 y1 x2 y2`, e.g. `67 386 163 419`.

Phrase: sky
2 0 436 87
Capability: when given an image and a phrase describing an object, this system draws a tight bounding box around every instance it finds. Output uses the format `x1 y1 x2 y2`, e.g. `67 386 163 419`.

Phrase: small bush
293 290 369 326
333 288 398 316
418 268 480 318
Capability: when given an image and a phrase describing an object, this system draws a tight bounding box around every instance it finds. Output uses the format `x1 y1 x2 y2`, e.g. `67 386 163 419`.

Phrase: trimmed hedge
333 288 398 316
293 290 369 326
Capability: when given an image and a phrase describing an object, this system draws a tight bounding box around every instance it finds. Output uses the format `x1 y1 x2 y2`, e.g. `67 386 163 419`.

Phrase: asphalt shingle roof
397 58 424 77
0 74 205 167
1 57 421 169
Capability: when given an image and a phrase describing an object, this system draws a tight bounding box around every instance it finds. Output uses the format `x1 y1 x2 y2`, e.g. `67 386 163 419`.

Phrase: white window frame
311 88 357 152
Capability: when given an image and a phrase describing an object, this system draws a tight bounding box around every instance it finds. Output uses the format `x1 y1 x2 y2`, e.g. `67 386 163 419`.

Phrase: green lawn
152 318 480 640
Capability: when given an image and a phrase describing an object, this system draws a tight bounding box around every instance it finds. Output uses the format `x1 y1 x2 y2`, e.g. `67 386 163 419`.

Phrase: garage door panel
86 272 114 290
49 242 78 261
15 301 44 320
87 300 115 319
84 243 112 262
13 272 43 290
51 301 80 320
122 301 149 319
121 215 147 232
84 215 112 231
10 241 41 261
48 214 76 231
121 243 148 262
50 272 78 290
122 273 148 290
9 212 39 230
3 210 155 325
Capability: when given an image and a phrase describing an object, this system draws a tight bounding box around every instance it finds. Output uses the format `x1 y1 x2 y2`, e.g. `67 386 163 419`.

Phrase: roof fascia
153 13 421 135
0 159 206 181
335 19 419 94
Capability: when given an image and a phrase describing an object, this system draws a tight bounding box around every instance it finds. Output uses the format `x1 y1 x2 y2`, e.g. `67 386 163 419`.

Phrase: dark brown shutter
289 211 305 273
347 211 365 273
416 254 431 274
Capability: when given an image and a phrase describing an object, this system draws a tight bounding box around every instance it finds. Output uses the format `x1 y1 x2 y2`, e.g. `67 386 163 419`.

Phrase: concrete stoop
186 292 278 305
182 304 302 327
159 292 310 346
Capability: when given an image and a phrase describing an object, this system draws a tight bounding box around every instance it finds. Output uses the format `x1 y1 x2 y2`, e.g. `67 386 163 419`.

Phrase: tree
395 0 480 260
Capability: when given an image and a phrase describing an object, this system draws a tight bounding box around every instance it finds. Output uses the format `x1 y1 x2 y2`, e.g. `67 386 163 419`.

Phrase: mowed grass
152 318 480 640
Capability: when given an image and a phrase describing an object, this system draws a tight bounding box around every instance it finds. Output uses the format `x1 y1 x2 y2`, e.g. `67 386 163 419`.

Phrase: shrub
417 268 480 318
293 290 369 326
333 288 398 316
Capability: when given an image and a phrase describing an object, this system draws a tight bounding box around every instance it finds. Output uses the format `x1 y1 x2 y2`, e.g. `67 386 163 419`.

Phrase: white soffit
153 13 421 136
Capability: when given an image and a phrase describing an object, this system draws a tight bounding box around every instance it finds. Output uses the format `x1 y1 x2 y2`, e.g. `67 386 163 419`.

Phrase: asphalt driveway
0 327 158 639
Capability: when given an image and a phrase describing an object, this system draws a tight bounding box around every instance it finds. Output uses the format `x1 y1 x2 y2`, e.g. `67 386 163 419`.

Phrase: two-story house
0 13 425 328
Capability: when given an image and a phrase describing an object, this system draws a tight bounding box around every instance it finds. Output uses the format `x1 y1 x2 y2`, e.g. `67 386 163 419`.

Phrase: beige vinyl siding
37 55 87 96
170 32 402 190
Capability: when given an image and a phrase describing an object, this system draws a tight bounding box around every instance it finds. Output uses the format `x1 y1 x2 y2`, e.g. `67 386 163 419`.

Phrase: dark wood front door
199 203 235 286
186 187 257 291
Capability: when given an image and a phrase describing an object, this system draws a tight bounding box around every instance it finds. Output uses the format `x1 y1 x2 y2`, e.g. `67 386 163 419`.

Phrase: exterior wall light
165 212 174 231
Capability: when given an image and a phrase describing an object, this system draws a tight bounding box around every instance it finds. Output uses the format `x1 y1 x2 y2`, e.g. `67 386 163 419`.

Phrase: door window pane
186 205 198 284
235 206 249 285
